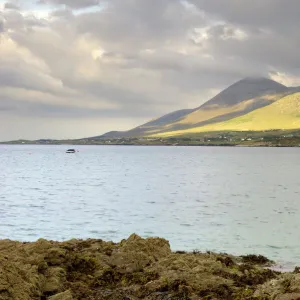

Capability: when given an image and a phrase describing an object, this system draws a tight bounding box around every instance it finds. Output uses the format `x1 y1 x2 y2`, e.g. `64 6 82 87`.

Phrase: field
153 93 300 137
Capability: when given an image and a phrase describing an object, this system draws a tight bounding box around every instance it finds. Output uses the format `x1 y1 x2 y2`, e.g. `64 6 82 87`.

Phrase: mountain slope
201 77 287 107
97 77 290 138
148 77 289 134
153 93 300 136
97 109 194 138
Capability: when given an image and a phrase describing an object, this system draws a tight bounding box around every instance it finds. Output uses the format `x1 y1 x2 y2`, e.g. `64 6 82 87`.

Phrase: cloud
50 8 73 19
189 0 300 31
1 0 300 140
38 0 101 9
4 2 20 10
0 20 4 32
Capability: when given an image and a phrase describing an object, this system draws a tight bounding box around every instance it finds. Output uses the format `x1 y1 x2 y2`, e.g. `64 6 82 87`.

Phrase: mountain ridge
99 109 194 138
96 77 299 138
152 92 300 136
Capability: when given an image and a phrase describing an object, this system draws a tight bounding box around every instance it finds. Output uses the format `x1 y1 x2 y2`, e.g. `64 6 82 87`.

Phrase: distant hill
153 92 300 136
97 109 194 138
96 77 296 138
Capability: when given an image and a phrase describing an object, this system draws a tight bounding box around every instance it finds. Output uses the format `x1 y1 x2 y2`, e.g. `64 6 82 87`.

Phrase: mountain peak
238 76 286 86
242 76 270 80
200 76 288 108
241 76 268 81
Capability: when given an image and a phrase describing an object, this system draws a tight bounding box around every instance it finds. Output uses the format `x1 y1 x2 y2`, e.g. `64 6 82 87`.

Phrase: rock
108 234 171 273
240 254 273 265
119 234 171 259
45 248 67 266
289 274 300 293
0 235 287 300
276 293 300 300
43 267 66 294
0 254 40 300
294 267 300 274
48 290 73 300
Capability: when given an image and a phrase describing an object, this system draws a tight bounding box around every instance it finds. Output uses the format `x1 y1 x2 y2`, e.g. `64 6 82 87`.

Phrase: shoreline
1 235 300 299
1 142 300 148
3 129 300 147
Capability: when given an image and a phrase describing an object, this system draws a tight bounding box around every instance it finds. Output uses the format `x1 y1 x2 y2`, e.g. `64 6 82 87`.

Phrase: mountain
153 92 300 136
97 77 292 138
158 77 289 132
99 109 193 138
201 77 287 108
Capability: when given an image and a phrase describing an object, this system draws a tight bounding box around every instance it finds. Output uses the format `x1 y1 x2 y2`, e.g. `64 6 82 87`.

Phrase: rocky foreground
1 235 300 300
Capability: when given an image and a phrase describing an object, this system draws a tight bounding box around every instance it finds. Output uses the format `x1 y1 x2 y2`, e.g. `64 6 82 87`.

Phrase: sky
1 0 300 141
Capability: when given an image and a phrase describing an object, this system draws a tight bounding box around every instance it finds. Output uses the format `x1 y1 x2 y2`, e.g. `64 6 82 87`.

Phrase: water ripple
1 145 300 265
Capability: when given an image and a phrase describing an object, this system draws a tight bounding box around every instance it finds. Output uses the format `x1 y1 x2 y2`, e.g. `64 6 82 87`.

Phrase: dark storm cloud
190 0 300 31
68 0 300 84
74 0 205 49
184 0 300 79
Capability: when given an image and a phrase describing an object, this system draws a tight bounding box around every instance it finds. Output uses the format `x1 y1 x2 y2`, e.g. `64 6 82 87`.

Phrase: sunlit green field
153 93 300 137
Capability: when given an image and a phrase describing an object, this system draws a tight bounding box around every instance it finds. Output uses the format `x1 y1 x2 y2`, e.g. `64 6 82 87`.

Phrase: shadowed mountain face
200 77 288 108
97 77 291 138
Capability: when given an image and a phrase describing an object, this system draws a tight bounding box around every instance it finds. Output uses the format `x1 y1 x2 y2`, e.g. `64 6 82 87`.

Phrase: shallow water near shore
1 145 300 267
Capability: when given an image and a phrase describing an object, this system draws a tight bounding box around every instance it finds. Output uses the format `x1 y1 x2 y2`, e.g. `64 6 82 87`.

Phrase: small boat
66 149 76 153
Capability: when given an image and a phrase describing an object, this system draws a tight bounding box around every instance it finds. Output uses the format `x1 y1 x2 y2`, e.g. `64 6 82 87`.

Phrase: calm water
1 145 300 266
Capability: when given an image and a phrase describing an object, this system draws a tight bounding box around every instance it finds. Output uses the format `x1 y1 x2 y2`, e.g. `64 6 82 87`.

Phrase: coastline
2 129 300 147
1 234 300 300
1 142 300 147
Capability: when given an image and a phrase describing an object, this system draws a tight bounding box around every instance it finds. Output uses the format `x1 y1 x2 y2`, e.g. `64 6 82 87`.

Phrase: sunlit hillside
99 77 290 138
169 93 284 126
152 93 300 137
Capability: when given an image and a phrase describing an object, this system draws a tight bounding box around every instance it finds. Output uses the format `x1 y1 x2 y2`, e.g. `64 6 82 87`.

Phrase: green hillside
98 77 290 138
153 93 300 137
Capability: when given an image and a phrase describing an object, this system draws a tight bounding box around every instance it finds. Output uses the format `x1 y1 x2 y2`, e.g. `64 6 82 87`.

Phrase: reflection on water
1 145 300 266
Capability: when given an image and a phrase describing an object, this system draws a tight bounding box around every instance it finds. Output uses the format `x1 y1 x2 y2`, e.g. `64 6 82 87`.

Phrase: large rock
119 234 171 258
107 234 172 273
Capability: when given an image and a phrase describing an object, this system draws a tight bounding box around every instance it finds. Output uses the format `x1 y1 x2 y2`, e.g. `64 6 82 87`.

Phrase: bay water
1 145 300 267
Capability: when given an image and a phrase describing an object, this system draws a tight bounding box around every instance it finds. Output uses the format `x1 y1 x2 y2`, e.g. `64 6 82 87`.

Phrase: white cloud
269 71 300 87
